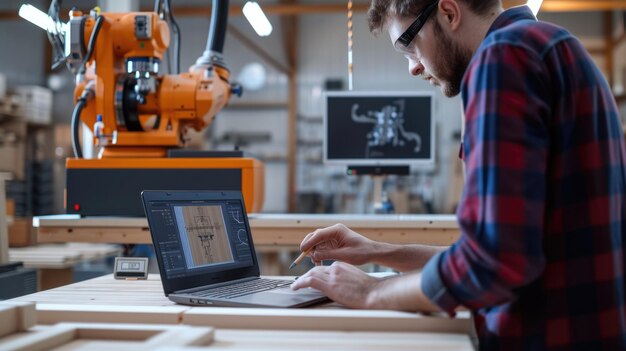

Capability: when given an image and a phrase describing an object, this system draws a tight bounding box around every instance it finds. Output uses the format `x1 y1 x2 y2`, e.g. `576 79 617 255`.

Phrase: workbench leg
39 268 73 290
0 173 11 265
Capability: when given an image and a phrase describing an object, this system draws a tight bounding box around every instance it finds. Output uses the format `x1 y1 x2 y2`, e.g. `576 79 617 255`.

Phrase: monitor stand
346 165 410 214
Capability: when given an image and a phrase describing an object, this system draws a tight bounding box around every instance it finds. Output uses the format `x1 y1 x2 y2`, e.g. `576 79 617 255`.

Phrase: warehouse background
0 0 624 216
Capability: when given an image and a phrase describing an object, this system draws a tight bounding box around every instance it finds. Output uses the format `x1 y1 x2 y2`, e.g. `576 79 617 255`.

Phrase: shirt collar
486 5 537 37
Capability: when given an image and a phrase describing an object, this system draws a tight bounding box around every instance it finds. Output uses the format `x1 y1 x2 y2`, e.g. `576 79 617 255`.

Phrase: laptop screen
144 194 258 284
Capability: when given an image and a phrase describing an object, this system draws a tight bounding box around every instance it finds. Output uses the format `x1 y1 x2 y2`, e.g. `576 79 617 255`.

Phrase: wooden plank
9 243 122 269
0 301 37 338
252 227 458 246
0 323 214 351
34 213 459 229
209 329 473 351
35 214 460 246
12 274 174 306
36 225 458 247
35 304 189 325
182 307 473 334
0 324 75 351
38 226 152 244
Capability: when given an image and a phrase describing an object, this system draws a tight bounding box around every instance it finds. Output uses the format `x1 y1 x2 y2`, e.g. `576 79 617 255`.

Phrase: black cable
164 0 181 74
162 0 172 74
71 98 86 158
79 15 105 76
154 0 164 15
207 0 228 54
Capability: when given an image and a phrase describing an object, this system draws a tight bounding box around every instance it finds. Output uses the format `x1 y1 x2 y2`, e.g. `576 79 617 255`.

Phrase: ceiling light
527 0 543 16
243 2 272 37
19 4 55 31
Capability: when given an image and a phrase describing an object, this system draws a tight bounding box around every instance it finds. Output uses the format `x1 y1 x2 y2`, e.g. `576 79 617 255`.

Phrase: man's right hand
300 223 379 266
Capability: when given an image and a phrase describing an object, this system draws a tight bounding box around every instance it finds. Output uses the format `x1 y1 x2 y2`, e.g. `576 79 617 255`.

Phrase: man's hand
291 261 441 313
300 223 379 266
290 261 381 308
299 223 446 272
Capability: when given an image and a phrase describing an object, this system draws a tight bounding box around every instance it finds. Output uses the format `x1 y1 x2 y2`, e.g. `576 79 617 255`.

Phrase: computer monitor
324 91 435 167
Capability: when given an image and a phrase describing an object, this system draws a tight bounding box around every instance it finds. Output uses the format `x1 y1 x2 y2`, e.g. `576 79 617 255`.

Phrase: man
291 0 626 349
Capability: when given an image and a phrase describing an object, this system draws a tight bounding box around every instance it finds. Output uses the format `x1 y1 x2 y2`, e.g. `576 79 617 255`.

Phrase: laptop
141 190 329 308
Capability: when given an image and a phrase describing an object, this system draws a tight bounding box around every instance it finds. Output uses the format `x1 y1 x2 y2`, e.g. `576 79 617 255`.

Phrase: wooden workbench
0 300 474 350
8 243 121 290
34 213 460 247
11 274 473 335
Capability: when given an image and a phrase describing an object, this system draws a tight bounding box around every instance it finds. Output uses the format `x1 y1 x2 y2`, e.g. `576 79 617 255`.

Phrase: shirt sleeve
422 42 551 314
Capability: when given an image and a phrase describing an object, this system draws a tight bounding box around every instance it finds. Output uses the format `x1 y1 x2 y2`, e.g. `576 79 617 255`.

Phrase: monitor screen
145 199 254 280
324 92 434 166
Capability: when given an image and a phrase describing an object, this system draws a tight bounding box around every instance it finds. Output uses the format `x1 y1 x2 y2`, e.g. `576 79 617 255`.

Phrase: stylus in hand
289 248 313 269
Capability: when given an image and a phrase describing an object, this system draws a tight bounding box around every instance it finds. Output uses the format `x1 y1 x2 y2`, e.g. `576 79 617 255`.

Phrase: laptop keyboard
193 278 293 299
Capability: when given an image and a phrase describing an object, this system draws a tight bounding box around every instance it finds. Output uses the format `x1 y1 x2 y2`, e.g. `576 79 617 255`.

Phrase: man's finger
291 267 330 290
301 226 341 251
300 231 316 251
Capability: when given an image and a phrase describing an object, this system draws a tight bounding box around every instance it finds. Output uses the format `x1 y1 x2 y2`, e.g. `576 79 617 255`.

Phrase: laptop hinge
175 276 259 294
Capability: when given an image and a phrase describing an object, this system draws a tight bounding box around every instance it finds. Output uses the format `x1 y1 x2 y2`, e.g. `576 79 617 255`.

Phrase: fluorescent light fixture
243 1 272 37
19 4 55 31
527 0 543 16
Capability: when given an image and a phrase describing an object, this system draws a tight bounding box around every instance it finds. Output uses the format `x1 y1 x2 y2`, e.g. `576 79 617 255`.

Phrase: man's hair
368 0 500 34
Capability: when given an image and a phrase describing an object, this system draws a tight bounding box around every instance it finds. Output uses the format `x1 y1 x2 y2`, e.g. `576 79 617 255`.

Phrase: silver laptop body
142 190 328 308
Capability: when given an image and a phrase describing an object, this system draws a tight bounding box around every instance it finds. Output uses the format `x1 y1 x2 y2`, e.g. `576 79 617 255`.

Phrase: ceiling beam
3 1 626 21
165 1 626 17
537 1 626 12
226 24 290 75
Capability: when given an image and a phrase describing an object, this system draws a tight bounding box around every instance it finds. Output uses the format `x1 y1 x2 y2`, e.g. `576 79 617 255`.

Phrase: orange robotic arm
68 5 239 158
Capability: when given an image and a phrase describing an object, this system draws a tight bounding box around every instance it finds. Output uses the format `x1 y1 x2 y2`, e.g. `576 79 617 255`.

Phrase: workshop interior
0 0 625 348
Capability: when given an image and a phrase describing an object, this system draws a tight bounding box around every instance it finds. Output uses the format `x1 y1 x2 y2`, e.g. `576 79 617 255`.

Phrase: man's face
387 10 472 97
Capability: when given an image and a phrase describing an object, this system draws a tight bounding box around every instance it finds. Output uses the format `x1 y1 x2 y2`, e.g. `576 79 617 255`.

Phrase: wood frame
10 274 472 335
0 302 37 338
0 323 213 351
182 307 472 334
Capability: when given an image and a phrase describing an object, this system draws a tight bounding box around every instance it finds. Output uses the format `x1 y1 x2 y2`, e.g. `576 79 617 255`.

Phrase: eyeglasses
394 0 439 50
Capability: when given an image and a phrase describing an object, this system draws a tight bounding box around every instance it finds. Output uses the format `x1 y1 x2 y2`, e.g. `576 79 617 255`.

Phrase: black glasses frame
395 0 439 48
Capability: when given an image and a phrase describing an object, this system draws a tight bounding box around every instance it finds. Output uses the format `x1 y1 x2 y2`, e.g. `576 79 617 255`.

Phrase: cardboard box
8 218 36 247
14 86 53 125
0 96 20 116
0 144 25 180
0 120 27 180
6 198 14 217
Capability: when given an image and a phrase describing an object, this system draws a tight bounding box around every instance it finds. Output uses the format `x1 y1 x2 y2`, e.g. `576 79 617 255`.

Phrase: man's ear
438 0 462 31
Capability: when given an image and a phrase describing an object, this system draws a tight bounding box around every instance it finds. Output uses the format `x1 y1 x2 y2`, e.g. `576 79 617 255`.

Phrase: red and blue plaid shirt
422 6 626 350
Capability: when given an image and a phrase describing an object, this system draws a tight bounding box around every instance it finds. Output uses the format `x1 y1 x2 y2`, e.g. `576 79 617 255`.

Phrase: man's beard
431 19 473 97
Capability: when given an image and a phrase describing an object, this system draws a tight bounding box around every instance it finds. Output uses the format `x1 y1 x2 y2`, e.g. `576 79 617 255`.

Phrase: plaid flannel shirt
422 6 626 350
